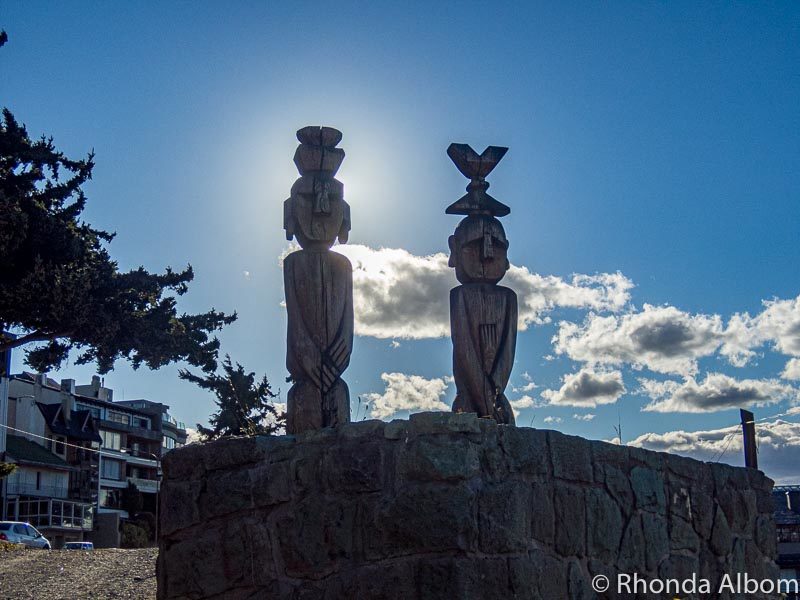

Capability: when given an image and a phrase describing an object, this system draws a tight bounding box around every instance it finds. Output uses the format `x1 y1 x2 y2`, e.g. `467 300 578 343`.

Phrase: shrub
0 541 24 552
121 522 149 548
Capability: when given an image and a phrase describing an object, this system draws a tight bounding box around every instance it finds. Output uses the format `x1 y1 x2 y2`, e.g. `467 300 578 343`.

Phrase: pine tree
180 356 285 441
0 30 236 373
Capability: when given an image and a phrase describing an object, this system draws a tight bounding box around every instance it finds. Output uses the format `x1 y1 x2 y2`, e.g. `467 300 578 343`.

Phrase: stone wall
157 412 778 599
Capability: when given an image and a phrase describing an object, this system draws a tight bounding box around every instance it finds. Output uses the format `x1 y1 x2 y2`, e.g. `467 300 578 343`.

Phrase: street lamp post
119 448 160 544
140 450 160 545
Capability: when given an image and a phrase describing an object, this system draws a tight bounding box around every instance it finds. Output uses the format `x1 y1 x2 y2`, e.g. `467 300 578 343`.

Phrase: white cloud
553 305 725 376
782 358 800 381
543 416 562 424
552 295 800 378
364 372 450 420
509 395 535 418
512 380 539 393
640 373 800 413
389 340 401 349
504 266 633 328
573 413 596 421
749 296 800 357
629 419 800 484
184 428 202 444
541 368 626 408
279 244 632 340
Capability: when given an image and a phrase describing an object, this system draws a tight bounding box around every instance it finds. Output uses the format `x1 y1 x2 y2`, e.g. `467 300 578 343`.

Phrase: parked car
64 541 94 550
0 521 51 549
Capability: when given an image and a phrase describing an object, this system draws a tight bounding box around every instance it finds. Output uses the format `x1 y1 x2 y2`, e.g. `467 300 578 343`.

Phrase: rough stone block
275 495 336 579
669 511 700 553
324 439 384 492
617 513 645 574
554 483 585 557
530 481 555 545
408 410 481 435
159 480 202 537
158 420 778 599
586 487 622 563
500 427 549 476
397 435 480 482
641 512 669 572
549 431 593 483
710 504 733 556
249 460 292 507
601 464 634 514
383 419 409 440
202 436 264 472
372 482 477 557
162 442 206 481
199 469 252 520
631 466 666 512
591 440 629 479
629 445 665 470
478 480 531 553
338 419 385 439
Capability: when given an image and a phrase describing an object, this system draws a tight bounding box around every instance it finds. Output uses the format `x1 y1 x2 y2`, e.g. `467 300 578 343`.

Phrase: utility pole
740 409 758 469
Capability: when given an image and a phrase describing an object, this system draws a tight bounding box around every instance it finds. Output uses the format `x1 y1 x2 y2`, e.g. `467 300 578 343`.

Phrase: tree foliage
0 463 16 479
0 30 235 373
120 481 144 516
181 355 284 441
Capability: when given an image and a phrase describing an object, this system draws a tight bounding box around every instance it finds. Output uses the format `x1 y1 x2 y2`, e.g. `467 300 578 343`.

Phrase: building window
162 436 176 450
99 489 121 509
76 403 101 419
36 472 41 490
133 417 150 430
100 430 121 451
101 459 122 480
54 436 66 455
107 411 130 426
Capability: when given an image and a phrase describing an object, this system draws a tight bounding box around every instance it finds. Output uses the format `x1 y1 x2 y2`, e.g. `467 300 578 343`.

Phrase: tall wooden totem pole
446 143 517 425
283 126 353 434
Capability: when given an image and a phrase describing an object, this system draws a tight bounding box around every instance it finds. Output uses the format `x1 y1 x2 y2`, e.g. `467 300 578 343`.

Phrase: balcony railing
127 476 159 494
6 482 68 498
98 419 161 441
5 497 94 530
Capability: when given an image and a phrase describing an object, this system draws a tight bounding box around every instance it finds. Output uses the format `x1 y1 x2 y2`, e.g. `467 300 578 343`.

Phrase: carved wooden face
448 215 509 284
284 177 350 249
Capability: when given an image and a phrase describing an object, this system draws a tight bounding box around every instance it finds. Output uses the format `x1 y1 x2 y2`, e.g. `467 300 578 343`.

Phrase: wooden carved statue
283 126 352 434
446 143 517 425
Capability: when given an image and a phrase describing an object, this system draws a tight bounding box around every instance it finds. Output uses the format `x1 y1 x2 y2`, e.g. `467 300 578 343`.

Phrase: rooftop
5 435 70 470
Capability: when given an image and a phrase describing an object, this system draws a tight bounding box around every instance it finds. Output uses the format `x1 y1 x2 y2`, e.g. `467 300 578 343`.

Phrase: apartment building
2 372 188 546
3 375 100 547
73 376 188 516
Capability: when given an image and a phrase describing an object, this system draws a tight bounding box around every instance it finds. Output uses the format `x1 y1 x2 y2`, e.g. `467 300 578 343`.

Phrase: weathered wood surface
451 284 517 424
447 142 517 425
283 126 352 434
284 250 353 432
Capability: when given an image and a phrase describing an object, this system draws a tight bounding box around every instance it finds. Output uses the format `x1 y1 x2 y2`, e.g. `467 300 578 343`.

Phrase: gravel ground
0 548 157 600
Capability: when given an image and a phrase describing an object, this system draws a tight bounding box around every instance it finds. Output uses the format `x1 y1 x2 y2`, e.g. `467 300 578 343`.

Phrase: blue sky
3 2 799 479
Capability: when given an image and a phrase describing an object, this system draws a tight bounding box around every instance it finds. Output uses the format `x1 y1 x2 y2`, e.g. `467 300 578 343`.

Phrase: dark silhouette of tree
0 463 16 479
120 481 144 515
0 30 235 373
180 355 285 441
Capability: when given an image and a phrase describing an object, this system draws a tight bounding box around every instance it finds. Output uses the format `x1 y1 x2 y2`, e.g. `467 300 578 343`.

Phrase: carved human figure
446 143 517 425
283 126 352 433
